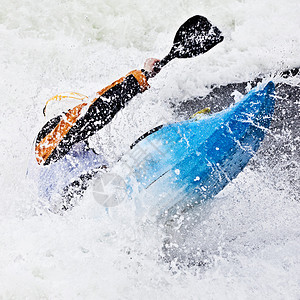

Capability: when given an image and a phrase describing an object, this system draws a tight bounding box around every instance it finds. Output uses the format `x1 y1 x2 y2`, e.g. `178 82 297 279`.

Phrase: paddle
149 15 224 77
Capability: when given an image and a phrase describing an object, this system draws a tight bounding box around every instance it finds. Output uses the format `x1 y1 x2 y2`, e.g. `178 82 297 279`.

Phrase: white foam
0 0 299 298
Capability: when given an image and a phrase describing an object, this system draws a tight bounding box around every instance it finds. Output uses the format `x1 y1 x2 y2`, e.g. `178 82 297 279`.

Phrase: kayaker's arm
35 61 160 166
63 69 150 143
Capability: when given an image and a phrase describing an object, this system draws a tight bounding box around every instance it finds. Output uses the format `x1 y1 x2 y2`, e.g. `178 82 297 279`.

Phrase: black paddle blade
151 15 224 75
171 15 224 58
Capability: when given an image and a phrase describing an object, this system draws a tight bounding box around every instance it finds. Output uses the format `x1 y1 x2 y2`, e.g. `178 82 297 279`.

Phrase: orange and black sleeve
35 70 150 166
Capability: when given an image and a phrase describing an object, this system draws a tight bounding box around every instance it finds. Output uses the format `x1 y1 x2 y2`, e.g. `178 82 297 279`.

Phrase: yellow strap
43 92 88 116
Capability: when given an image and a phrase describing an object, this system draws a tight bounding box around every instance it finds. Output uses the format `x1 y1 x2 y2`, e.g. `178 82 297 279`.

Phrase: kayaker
30 58 160 207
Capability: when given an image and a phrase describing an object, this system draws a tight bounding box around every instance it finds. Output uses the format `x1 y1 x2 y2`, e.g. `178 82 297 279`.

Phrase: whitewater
0 0 299 299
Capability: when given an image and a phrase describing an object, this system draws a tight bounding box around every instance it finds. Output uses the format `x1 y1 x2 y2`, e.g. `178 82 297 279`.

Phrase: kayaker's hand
144 58 160 77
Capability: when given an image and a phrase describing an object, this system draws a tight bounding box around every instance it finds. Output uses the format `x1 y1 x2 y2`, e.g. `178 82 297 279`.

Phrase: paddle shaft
152 53 173 74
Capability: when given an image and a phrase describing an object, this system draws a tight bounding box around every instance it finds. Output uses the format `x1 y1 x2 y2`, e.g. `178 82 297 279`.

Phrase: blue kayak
111 81 275 218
